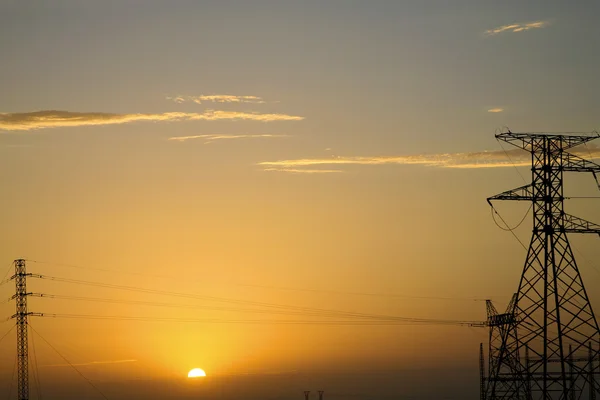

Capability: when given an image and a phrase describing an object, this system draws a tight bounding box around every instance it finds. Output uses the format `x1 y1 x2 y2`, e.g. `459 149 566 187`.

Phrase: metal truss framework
11 259 31 400
486 132 600 400
482 295 531 400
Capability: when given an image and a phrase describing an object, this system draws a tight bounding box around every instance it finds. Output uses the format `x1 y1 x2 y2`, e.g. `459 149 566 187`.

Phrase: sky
1 1 600 399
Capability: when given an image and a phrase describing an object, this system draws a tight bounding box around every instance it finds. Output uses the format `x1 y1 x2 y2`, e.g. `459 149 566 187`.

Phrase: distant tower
487 131 600 399
304 391 310 400
12 259 31 400
482 295 528 399
318 390 324 400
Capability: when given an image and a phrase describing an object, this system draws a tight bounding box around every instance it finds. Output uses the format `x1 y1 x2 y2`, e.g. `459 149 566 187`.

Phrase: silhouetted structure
12 259 30 400
482 131 600 399
483 295 526 399
304 390 310 400
318 390 324 400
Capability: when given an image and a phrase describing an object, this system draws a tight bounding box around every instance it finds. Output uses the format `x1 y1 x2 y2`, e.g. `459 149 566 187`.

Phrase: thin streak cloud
169 134 288 144
259 145 600 171
42 359 137 368
485 20 550 35
488 108 504 113
0 110 304 131
263 168 343 174
167 95 265 104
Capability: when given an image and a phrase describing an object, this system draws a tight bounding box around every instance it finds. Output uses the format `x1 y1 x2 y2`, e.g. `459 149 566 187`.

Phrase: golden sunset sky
0 1 599 399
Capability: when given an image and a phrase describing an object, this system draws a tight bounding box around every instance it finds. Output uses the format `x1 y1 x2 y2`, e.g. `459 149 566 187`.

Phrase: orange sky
1 1 600 399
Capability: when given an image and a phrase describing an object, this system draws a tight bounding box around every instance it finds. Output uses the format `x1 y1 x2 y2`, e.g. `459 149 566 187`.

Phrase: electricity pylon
9 259 40 400
483 294 530 400
487 131 600 399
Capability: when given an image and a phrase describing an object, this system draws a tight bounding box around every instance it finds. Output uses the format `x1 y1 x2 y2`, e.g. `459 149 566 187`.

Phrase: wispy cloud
263 168 343 174
485 20 550 36
42 359 137 368
488 108 504 113
0 144 32 148
167 95 266 104
259 145 600 171
0 110 304 131
169 134 288 144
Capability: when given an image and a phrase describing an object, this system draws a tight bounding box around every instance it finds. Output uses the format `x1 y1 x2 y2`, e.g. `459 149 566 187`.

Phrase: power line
0 324 15 346
570 241 600 277
497 138 528 185
30 322 42 400
489 204 530 251
237 283 489 302
26 259 488 302
31 274 480 325
28 293 398 319
35 313 481 327
490 203 532 232
26 259 178 282
0 262 14 287
29 325 109 400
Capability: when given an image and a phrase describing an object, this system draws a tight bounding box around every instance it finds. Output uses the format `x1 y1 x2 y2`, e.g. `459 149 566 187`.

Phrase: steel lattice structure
485 131 600 400
483 295 531 400
11 259 31 400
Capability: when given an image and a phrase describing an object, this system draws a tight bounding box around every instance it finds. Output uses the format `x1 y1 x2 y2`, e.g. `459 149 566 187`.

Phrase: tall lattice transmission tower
484 131 600 400
10 259 36 400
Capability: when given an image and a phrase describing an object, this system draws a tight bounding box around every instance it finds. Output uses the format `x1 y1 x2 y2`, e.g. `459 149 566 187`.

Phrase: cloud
169 134 288 144
0 110 304 131
167 95 265 104
263 168 343 174
42 359 137 368
259 145 600 171
488 108 504 113
485 21 549 35
0 144 32 148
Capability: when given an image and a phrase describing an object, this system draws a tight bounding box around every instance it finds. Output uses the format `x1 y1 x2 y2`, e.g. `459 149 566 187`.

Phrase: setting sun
188 368 206 378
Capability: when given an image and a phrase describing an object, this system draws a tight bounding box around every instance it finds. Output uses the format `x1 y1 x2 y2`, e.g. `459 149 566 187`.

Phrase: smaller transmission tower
9 259 40 400
12 259 31 400
482 295 529 399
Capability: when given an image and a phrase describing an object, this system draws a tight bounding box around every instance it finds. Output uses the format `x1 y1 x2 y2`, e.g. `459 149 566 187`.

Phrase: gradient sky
1 1 600 399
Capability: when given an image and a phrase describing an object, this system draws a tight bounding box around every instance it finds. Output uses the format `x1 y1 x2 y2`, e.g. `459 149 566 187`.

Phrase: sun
187 368 206 378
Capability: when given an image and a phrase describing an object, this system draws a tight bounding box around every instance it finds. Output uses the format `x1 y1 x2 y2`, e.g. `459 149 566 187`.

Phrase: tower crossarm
9 312 44 319
496 132 599 151
562 213 600 235
562 152 600 173
9 292 33 301
486 300 499 319
8 273 44 282
487 184 534 203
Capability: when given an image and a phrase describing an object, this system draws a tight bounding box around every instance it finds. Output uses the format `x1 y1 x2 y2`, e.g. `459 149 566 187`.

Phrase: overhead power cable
237 283 487 302
490 203 532 232
31 274 481 325
29 325 109 400
489 204 530 252
30 322 42 400
30 293 394 319
0 262 14 287
27 259 487 302
497 138 528 185
0 324 15 346
35 313 482 327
